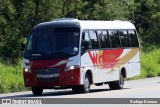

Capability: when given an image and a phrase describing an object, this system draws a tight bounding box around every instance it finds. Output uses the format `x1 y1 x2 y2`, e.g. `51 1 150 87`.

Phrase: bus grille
35 68 60 82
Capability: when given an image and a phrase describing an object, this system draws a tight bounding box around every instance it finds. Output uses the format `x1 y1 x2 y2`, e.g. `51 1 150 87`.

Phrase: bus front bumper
23 68 81 88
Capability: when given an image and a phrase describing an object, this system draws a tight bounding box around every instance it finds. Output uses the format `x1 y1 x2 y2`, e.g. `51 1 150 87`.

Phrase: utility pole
54 0 58 18
131 10 134 24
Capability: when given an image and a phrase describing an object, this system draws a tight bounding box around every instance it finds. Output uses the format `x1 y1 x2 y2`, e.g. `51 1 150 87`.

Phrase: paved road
0 77 160 98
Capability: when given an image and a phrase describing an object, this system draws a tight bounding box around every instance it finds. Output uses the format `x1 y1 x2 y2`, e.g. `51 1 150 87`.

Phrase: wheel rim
85 76 90 92
119 75 124 87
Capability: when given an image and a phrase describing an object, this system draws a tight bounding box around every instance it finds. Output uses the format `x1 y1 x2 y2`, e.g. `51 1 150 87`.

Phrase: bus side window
89 31 99 49
82 32 91 53
128 30 139 47
108 30 121 48
97 31 111 49
97 31 105 48
103 31 111 48
119 30 131 48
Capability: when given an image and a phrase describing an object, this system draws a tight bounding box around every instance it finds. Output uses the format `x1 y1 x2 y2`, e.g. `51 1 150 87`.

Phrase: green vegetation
128 47 160 80
1 0 160 61
0 60 28 93
141 48 160 78
0 0 160 93
0 48 159 93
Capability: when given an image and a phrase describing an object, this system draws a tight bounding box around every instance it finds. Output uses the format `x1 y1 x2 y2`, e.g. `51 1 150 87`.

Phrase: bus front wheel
31 87 43 96
80 74 90 93
72 74 90 93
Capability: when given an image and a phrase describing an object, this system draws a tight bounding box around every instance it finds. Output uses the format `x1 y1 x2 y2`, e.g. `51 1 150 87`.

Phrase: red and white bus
23 18 140 95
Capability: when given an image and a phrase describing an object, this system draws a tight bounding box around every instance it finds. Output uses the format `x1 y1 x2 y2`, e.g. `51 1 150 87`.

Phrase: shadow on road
0 88 130 98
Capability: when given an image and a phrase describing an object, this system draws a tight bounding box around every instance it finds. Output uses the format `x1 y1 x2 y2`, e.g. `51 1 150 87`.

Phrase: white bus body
23 18 140 95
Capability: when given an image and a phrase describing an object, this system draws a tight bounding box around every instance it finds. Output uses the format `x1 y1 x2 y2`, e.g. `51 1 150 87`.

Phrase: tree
134 0 160 46
0 0 160 62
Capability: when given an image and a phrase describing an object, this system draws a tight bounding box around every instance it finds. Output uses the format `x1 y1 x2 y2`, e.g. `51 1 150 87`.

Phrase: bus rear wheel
31 87 43 96
109 73 124 90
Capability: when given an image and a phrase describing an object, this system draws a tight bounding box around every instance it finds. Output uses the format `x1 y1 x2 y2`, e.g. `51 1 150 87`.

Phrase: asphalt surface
0 77 160 98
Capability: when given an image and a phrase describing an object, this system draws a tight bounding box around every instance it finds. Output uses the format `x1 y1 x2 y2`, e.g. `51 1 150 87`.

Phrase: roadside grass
0 48 160 93
128 48 160 80
0 59 28 93
142 49 160 77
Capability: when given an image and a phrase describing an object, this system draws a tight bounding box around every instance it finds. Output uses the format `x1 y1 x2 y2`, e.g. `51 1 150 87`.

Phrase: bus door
81 31 98 83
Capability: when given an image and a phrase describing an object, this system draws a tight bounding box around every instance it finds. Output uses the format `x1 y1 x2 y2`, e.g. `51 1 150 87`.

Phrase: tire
72 74 90 93
80 74 90 93
109 73 124 90
31 87 43 96
72 86 81 93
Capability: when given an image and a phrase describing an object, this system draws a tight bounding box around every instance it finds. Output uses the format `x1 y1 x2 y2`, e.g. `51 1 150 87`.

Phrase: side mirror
81 40 85 55
21 43 25 52
73 47 78 53
81 46 85 55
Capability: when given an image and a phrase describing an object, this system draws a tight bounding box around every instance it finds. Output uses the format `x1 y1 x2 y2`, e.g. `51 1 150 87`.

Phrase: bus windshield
24 27 80 60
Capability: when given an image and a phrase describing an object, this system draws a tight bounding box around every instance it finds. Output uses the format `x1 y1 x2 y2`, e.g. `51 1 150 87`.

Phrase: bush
142 49 160 78
0 48 160 93
129 48 160 80
0 59 28 93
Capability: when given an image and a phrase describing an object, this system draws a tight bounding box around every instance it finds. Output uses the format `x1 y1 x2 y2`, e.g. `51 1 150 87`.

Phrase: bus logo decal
108 48 139 73
88 48 139 72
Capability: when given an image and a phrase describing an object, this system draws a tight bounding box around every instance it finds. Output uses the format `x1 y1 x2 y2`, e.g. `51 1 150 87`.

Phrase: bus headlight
24 68 31 73
65 65 79 71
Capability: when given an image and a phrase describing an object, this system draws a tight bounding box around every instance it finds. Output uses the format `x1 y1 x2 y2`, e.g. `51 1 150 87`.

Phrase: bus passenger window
89 31 99 49
97 31 105 48
119 30 131 48
108 30 121 48
128 30 139 47
82 32 91 52
102 31 111 48
97 31 111 48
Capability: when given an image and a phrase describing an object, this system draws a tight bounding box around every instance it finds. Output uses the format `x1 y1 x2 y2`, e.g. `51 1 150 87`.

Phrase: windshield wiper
31 52 44 56
46 51 71 55
47 50 78 56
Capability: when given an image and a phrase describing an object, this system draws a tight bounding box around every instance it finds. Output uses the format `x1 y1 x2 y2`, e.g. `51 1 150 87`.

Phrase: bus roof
34 18 135 30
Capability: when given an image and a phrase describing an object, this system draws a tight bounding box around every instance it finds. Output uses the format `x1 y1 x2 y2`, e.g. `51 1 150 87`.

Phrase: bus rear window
128 30 139 47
